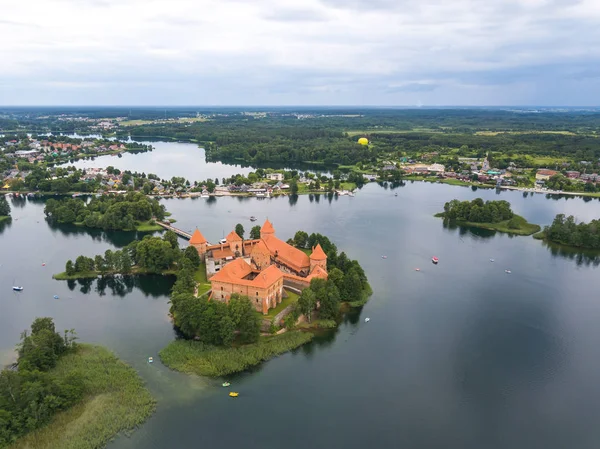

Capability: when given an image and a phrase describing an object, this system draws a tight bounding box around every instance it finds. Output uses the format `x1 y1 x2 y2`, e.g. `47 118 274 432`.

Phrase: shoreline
435 213 541 236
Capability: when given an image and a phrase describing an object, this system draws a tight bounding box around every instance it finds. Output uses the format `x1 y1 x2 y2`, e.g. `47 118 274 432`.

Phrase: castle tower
189 229 208 261
310 243 327 272
226 230 243 256
260 219 275 239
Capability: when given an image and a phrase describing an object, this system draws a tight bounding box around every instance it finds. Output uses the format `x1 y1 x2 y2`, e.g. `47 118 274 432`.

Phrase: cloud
1 0 600 105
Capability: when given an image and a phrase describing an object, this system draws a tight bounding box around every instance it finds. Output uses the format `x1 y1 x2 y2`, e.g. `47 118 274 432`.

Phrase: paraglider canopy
358 137 369 145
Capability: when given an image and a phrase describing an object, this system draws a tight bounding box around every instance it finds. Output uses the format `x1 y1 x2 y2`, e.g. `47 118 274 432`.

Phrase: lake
63 140 254 182
2 177 600 449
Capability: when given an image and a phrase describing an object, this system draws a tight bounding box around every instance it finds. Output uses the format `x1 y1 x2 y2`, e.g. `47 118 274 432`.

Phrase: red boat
432 256 439 264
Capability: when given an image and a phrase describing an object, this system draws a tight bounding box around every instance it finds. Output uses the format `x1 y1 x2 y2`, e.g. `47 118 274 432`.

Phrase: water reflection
288 194 298 206
10 196 26 209
442 220 497 240
66 274 175 297
543 241 600 267
0 218 12 235
47 221 157 248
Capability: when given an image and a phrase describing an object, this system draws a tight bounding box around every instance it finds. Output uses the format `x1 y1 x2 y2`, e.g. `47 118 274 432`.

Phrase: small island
44 192 166 232
0 318 155 449
161 220 371 377
533 214 600 249
436 198 541 236
0 195 10 223
53 230 191 280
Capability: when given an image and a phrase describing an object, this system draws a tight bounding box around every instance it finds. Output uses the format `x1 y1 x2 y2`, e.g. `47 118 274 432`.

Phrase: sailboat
12 278 23 291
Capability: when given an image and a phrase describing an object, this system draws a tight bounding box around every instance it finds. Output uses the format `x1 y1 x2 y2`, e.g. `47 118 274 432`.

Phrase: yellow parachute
358 137 369 146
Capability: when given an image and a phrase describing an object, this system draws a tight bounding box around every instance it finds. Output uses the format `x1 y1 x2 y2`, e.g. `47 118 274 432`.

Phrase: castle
189 220 328 314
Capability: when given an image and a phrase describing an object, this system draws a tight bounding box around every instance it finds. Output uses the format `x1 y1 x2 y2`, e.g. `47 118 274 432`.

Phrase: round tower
310 243 327 272
189 229 208 261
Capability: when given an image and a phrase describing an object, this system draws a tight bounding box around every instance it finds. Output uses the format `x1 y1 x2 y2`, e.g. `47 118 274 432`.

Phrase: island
44 192 166 232
0 318 155 449
533 214 600 249
436 198 541 236
0 195 10 223
160 220 371 377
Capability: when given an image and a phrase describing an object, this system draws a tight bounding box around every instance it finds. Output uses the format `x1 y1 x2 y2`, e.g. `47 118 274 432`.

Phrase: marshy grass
159 331 313 377
10 344 155 449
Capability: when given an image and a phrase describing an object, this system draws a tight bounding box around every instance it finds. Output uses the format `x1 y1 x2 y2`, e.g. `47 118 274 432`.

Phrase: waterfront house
535 169 558 181
266 173 284 181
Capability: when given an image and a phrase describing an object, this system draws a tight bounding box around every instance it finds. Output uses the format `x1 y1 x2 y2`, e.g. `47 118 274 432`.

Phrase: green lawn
159 331 313 377
194 263 211 296
10 344 155 449
0 215 11 223
135 220 164 232
262 290 299 319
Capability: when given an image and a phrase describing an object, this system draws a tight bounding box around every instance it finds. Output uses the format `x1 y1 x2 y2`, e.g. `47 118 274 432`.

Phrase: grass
297 319 337 329
135 220 164 232
159 331 313 377
194 263 211 296
9 344 155 449
437 213 541 236
0 215 11 223
262 290 300 320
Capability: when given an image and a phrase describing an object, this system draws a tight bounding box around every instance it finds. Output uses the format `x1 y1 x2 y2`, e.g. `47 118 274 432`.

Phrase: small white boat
505 270 511 274
222 382 231 387
148 357 154 363
12 286 23 292
490 259 495 262
432 256 439 264
364 317 370 322
381 255 387 259
250 216 257 222
415 268 420 271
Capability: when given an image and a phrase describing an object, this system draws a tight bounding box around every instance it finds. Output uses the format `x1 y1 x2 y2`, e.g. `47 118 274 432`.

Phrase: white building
266 173 284 181
427 163 445 174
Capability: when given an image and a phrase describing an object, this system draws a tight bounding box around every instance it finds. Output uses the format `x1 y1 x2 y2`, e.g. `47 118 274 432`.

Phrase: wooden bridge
156 221 192 240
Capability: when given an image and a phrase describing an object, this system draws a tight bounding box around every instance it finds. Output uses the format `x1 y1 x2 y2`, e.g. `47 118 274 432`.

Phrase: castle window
256 291 259 296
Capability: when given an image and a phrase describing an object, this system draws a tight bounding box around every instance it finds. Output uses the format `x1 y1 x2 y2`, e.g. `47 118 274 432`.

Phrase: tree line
441 198 514 224
64 231 201 276
168 263 262 346
44 192 165 230
542 214 600 249
0 318 80 447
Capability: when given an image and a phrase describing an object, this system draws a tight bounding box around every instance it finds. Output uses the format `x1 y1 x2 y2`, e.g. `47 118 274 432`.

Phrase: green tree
249 225 261 240
183 245 201 268
164 230 179 250
235 223 245 239
294 231 308 248
65 260 75 276
289 179 299 195
298 288 317 322
0 196 10 217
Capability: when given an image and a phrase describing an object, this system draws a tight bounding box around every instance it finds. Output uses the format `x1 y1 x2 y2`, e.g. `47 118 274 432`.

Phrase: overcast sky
1 0 599 106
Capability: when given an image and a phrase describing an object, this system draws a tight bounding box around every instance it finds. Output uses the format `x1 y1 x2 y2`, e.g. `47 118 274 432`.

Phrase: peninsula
0 318 155 449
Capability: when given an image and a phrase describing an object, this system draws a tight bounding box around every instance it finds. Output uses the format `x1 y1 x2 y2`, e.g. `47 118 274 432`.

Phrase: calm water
3 180 600 449
64 140 254 181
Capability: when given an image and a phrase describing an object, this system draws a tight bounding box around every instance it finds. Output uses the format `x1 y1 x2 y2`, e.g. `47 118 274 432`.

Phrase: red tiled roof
210 258 282 288
226 230 242 242
310 243 327 260
212 247 234 259
307 264 328 281
189 229 207 244
261 219 275 234
251 239 270 257
262 234 310 272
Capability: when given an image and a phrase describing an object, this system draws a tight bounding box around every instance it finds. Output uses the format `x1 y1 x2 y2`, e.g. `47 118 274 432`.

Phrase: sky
1 0 600 106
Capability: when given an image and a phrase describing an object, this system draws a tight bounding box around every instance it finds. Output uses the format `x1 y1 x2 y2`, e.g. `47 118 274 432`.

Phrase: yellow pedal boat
229 392 239 397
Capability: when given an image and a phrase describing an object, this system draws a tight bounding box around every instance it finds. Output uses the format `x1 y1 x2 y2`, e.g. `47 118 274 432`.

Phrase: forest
44 192 165 230
0 318 79 447
540 214 600 249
